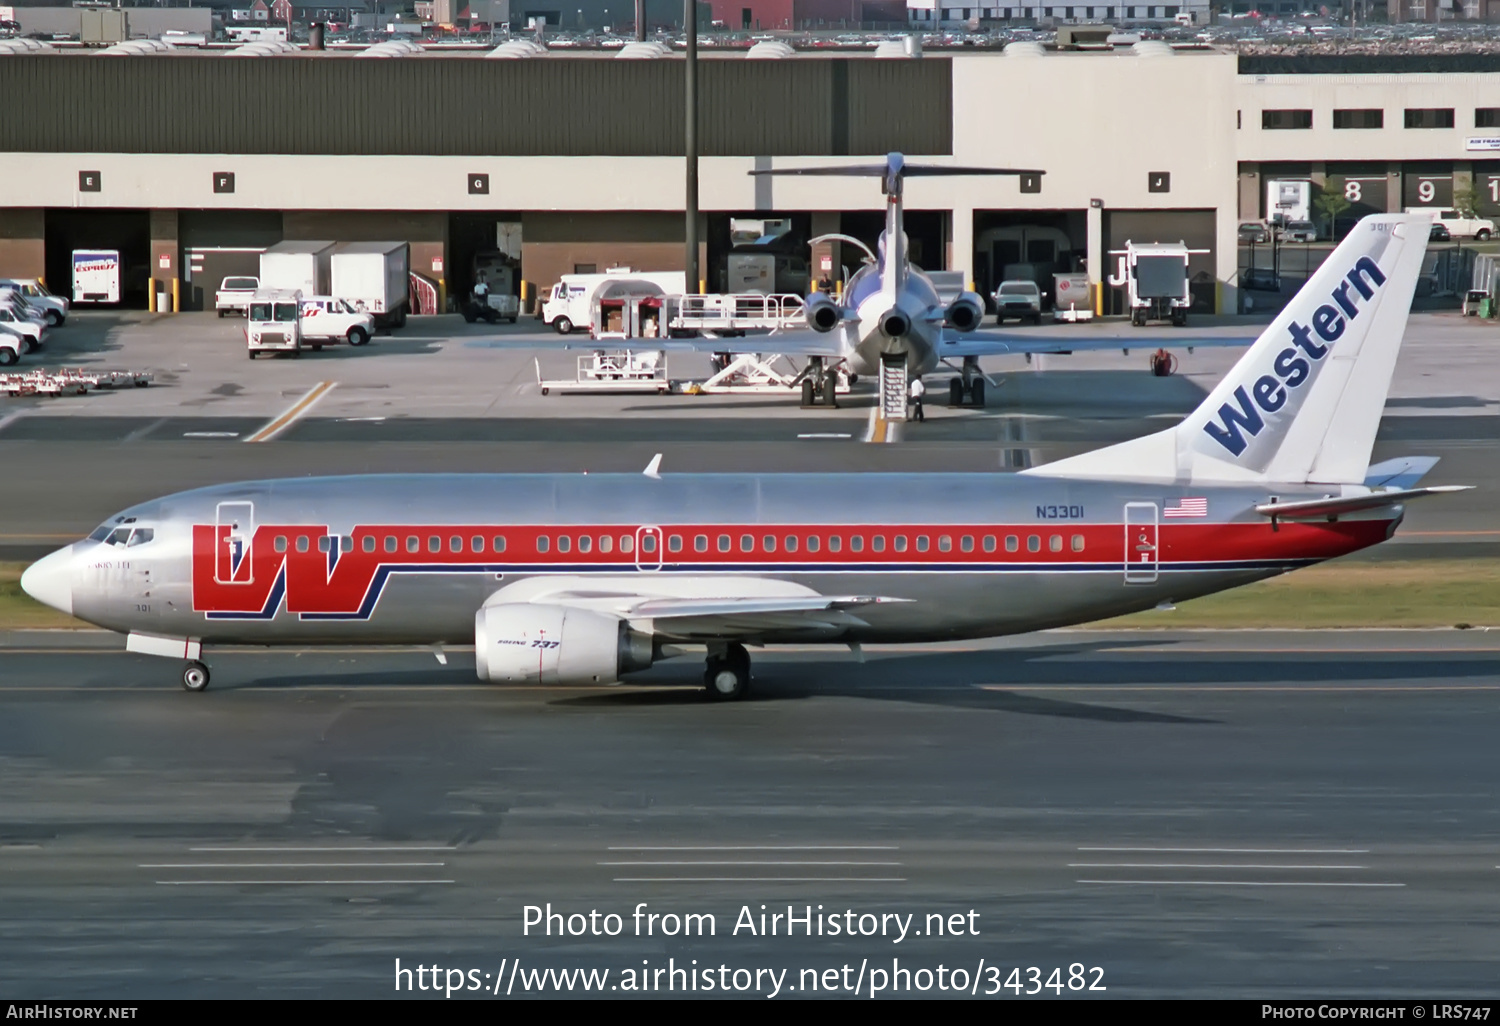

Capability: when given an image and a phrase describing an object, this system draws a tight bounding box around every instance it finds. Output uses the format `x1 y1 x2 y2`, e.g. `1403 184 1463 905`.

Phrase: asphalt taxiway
0 629 1497 998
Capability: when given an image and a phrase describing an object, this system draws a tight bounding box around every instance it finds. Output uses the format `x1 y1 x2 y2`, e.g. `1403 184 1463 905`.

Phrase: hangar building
0 43 1496 313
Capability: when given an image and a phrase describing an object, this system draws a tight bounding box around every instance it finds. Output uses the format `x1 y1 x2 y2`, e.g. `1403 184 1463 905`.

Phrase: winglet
643 453 663 479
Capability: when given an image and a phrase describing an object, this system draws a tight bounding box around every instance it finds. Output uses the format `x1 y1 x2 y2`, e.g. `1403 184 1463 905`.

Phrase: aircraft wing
659 333 846 358
936 330 1257 359
513 583 907 641
628 594 907 641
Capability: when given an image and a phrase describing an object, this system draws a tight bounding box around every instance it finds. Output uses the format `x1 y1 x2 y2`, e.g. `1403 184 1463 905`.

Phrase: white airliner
21 214 1464 699
681 153 1252 408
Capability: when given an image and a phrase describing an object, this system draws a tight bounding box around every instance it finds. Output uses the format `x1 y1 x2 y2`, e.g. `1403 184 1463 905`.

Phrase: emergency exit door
1123 502 1158 584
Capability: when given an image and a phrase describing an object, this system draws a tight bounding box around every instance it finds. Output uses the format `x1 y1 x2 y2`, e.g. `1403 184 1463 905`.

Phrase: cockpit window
89 525 112 542
105 528 132 547
125 528 154 547
89 515 138 543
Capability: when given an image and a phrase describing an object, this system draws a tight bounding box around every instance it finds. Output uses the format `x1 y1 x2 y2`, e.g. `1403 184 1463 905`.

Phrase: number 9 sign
1418 180 1436 203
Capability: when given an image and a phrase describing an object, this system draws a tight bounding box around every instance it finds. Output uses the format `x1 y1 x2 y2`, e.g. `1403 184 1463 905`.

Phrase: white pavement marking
190 845 455 852
0 410 28 435
142 862 447 868
797 433 852 439
1077 880 1404 887
608 845 899 851
599 861 903 867
1069 863 1368 870
157 879 455 886
613 877 907 883
244 380 336 442
1078 847 1370 854
182 431 240 439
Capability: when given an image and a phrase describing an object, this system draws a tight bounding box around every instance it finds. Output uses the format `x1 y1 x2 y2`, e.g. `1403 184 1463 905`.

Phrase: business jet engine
474 603 654 684
944 292 985 333
805 293 844 333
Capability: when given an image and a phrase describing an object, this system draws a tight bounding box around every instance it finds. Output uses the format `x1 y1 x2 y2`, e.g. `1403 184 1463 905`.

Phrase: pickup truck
0 327 25 365
216 276 260 317
298 296 375 348
1405 207 1495 240
992 280 1042 325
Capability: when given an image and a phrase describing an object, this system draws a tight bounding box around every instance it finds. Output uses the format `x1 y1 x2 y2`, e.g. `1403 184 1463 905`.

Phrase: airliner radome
21 214 1466 698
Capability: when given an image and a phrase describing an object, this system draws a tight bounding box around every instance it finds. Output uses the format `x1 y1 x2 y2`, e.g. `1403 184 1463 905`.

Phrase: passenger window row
264 531 1089 557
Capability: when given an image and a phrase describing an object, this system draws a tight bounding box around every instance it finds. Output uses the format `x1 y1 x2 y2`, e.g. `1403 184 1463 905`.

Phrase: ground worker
908 375 925 422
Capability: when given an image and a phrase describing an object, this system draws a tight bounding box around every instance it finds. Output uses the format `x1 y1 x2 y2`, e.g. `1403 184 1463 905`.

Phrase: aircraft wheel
801 378 815 408
949 378 963 407
970 377 986 408
182 661 210 692
704 646 749 701
822 374 838 408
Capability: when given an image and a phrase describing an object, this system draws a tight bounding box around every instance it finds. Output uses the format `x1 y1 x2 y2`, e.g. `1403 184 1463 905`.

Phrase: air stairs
880 355 907 422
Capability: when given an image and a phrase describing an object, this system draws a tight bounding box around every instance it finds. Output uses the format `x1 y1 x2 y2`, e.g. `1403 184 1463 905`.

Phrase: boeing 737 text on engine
20 215 1469 697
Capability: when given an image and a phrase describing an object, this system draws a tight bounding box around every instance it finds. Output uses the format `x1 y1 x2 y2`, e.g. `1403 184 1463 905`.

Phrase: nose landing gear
181 661 210 692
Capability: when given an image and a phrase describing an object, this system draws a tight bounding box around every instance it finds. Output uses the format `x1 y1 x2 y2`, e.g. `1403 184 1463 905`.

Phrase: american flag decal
1164 497 1209 518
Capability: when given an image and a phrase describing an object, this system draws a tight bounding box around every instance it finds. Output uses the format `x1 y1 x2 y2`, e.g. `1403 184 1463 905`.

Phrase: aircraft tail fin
1023 213 1431 486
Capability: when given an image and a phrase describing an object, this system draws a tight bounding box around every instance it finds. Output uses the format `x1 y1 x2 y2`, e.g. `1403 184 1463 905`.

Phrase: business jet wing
936 330 1258 359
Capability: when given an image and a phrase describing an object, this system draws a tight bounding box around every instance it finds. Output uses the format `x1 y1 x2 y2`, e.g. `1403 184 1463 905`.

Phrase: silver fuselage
43 472 1397 648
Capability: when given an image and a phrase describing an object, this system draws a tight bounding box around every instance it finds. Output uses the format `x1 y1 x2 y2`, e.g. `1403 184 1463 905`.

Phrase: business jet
22 214 1464 699
681 153 1251 410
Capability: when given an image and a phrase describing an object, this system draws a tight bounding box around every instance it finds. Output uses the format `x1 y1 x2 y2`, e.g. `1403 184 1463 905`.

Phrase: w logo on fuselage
1203 256 1386 458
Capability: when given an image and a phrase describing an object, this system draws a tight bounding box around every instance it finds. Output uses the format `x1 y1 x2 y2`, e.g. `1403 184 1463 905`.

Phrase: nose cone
21 545 74 616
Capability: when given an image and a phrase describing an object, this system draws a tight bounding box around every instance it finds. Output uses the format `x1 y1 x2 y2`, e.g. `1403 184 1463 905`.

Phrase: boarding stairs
880 355 907 422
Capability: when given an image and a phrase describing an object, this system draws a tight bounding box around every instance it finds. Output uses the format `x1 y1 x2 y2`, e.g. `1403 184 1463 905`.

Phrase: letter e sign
79 171 101 192
468 173 490 195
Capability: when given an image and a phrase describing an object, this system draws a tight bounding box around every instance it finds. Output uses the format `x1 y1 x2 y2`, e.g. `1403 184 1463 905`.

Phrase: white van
246 289 303 359
298 296 375 348
1404 207 1495 240
0 279 68 327
541 269 688 335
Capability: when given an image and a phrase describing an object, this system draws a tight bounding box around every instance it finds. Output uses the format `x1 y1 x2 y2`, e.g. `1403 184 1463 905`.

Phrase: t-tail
748 153 1045 305
1025 213 1433 487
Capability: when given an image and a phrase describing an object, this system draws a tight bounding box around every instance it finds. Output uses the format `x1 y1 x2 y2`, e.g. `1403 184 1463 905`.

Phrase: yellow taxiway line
244 381 336 443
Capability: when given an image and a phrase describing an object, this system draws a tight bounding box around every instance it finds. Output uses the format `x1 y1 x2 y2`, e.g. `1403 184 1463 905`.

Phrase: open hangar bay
1 305 1499 997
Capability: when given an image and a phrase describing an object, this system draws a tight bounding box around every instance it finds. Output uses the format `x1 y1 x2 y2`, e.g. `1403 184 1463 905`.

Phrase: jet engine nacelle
805 293 844 333
474 602 653 685
945 292 985 333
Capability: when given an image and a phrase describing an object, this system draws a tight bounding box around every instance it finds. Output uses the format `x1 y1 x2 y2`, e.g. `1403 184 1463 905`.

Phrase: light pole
684 0 698 293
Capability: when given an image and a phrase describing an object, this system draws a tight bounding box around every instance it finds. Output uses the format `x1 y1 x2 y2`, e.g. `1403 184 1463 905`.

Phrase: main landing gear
947 355 987 408
181 660 210 692
798 356 839 409
703 643 750 701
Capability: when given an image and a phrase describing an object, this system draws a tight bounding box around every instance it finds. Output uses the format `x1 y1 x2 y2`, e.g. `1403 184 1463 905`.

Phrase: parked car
1237 221 1270 244
0 330 23 366
1429 222 1452 242
0 301 45 353
1282 220 1319 243
1240 267 1283 292
992 280 1042 324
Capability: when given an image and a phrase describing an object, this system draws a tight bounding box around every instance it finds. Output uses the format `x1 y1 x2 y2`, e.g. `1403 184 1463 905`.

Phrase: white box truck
331 242 410 328
259 241 335 297
72 250 121 304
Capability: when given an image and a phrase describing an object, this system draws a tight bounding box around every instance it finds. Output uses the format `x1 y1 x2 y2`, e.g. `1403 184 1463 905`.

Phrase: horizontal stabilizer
1363 455 1440 490
1255 485 1471 521
749 165 1044 178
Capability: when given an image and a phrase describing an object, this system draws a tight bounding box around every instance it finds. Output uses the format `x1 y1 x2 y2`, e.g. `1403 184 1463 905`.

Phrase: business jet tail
1023 213 1431 486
